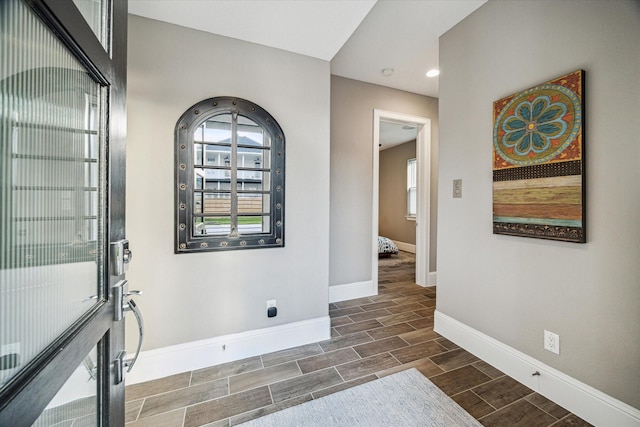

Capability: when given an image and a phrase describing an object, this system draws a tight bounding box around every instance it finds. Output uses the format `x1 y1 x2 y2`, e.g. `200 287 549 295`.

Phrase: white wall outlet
544 330 560 355
266 299 277 309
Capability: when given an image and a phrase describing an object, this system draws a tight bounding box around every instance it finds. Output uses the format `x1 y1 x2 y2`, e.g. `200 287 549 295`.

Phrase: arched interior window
175 97 285 252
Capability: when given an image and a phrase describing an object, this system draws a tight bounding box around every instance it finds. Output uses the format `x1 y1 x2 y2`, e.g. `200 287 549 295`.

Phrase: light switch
453 179 462 198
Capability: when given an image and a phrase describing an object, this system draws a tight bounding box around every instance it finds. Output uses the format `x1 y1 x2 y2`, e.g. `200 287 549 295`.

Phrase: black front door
0 0 128 425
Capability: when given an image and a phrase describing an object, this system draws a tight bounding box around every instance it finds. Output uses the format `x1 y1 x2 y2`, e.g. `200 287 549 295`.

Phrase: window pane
407 158 417 216
408 188 417 216
203 115 232 143
194 143 203 166
238 215 270 235
193 192 203 214
32 343 99 426
203 193 230 214
407 158 417 188
204 144 229 166
237 148 267 169
1 0 105 388
194 169 205 190
238 171 269 191
238 193 270 216
194 216 231 236
238 116 268 148
206 181 230 191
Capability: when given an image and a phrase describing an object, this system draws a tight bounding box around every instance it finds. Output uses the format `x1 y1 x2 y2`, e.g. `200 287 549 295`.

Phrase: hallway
125 252 591 426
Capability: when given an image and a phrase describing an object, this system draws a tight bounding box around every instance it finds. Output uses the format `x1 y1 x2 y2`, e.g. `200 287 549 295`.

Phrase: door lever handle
124 298 144 373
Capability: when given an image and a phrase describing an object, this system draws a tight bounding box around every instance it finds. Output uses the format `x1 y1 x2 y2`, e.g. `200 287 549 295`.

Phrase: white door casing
373 109 431 290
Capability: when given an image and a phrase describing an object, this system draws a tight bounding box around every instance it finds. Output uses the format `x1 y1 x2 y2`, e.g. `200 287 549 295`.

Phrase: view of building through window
193 114 271 236
176 97 285 252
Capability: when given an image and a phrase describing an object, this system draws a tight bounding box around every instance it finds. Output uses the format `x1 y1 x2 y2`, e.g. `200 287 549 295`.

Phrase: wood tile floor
125 251 593 427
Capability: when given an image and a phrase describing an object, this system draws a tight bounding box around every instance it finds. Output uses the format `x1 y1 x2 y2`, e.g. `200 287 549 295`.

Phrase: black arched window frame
175 97 285 252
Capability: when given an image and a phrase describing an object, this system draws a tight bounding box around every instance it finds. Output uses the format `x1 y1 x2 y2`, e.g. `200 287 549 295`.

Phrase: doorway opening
372 110 431 293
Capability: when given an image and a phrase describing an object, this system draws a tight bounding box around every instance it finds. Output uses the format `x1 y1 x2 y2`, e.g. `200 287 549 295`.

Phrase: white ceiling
128 0 486 98
379 121 417 151
128 0 377 61
332 0 486 97
128 0 486 147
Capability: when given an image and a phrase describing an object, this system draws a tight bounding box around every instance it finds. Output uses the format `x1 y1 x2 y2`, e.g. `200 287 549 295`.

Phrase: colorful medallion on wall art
493 70 585 243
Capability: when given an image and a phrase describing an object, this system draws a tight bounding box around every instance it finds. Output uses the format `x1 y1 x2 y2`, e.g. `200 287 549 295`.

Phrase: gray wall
330 76 438 286
379 141 416 245
438 0 640 408
126 16 331 350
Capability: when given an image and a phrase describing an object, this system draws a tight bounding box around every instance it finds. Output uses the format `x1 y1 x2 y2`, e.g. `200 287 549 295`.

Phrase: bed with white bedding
378 236 399 256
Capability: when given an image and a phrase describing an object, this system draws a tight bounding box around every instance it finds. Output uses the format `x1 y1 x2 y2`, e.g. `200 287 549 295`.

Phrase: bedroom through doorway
372 110 431 291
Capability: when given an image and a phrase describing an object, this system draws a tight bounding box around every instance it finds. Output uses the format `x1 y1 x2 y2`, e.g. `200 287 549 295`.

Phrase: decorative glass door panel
0 0 128 425
31 342 101 426
1 0 105 389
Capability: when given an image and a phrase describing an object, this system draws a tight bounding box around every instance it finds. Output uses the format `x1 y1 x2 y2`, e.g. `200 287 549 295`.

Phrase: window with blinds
407 158 417 218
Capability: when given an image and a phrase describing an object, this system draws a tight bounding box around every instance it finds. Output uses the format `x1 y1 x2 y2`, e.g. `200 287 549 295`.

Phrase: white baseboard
126 316 331 385
434 311 640 427
329 280 375 303
428 271 437 286
394 241 416 254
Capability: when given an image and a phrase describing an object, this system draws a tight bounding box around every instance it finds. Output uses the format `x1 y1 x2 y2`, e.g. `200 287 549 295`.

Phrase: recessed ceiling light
426 69 440 78
381 68 394 77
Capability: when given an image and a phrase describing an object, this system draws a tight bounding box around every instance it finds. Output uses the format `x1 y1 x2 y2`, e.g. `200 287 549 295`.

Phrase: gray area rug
236 368 482 427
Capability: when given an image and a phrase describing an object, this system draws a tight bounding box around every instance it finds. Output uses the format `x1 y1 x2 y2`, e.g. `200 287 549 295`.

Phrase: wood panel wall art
493 70 585 243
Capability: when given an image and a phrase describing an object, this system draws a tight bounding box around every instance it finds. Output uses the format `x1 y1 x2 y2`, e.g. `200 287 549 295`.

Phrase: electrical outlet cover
544 330 560 355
